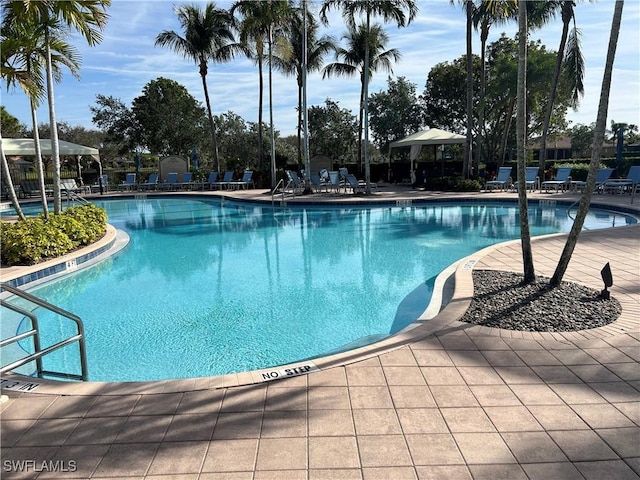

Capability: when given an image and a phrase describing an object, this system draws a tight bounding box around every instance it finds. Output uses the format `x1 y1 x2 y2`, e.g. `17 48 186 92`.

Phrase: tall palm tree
551 0 623 286
232 0 292 184
473 1 515 176
273 5 334 167
323 23 400 182
539 0 585 177
516 0 535 283
2 0 109 214
2 18 81 219
156 2 238 173
321 0 417 193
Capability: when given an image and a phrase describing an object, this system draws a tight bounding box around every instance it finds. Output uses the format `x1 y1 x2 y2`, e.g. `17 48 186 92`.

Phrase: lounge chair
198 171 218 190
212 171 233 190
485 167 512 191
285 170 304 194
603 166 640 194
573 168 614 193
228 170 253 190
91 174 109 193
344 173 365 194
541 167 572 193
179 172 194 190
117 173 137 191
60 178 83 194
161 172 179 191
139 173 158 191
19 180 52 198
513 167 539 192
328 171 341 193
310 172 328 193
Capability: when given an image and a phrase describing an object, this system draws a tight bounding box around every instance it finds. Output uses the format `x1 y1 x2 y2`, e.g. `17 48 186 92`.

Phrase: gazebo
389 128 465 176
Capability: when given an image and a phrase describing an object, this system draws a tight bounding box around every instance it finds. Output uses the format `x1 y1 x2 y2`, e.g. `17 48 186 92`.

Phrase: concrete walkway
1 188 639 479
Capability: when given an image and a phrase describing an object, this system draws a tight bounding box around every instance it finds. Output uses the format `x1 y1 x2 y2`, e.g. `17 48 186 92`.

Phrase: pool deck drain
1 188 639 479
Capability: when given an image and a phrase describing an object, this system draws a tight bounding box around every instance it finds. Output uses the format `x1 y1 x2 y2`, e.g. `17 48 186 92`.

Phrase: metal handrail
271 178 286 205
0 283 88 381
64 190 90 207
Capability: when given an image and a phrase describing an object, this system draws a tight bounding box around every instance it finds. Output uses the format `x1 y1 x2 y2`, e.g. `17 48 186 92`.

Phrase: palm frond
562 26 585 108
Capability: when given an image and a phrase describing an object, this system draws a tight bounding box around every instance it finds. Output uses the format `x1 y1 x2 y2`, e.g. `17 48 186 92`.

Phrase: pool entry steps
0 283 88 381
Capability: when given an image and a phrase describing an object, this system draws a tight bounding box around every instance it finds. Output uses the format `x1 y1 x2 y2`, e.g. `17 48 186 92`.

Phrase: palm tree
273 5 334 167
155 2 238 173
320 0 417 193
232 0 292 185
2 17 81 219
2 0 110 215
551 0 623 286
473 1 515 176
516 0 535 283
538 0 585 178
323 23 400 182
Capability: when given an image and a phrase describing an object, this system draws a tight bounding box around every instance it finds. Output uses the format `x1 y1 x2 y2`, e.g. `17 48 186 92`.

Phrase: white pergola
389 128 465 174
1 138 100 157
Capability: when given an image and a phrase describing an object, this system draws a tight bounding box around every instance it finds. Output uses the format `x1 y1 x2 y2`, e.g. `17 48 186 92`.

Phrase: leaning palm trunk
45 31 62 214
516 0 535 283
551 0 623 286
30 99 49 219
464 0 473 179
0 134 26 221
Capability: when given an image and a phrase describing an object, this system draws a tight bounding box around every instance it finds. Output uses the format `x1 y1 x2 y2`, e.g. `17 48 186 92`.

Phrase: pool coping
1 193 639 395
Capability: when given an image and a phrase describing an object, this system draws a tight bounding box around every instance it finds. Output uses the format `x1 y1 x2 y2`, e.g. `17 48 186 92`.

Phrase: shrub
428 176 483 192
0 204 108 266
1 218 75 265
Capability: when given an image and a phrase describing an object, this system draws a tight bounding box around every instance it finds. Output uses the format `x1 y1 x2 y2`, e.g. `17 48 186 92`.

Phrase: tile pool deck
1 187 639 479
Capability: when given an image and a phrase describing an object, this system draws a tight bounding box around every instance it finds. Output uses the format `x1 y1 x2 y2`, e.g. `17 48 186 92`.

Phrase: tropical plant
322 23 400 177
155 2 238 173
1 0 110 214
1 16 81 218
320 0 417 192
551 0 623 286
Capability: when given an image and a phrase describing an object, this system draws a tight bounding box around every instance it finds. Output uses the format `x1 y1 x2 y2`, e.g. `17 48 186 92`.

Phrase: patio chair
603 165 640 195
179 172 194 190
573 168 614 193
139 173 158 191
485 167 512 191
327 171 341 193
212 171 234 190
198 171 218 190
228 170 253 190
285 170 304 194
117 173 137 191
344 173 365 194
513 167 539 192
60 178 83 194
160 172 179 191
541 167 572 193
91 174 109 193
310 171 328 193
19 179 52 198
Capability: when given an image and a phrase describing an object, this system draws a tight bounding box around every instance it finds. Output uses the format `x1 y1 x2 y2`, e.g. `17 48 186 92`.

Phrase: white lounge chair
603 166 640 194
485 167 512 191
573 168 614 193
541 167 572 193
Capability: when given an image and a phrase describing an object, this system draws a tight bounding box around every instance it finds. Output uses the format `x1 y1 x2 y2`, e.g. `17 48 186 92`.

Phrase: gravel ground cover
460 270 621 332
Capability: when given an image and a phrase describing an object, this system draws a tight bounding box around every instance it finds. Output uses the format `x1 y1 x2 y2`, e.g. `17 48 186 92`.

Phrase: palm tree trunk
1 134 26 221
297 76 303 167
30 99 49 219
551 0 623 286
517 0 535 283
258 54 264 172
201 69 220 172
464 0 474 179
499 98 516 166
45 30 62 214
363 11 371 194
539 16 570 180
475 27 488 179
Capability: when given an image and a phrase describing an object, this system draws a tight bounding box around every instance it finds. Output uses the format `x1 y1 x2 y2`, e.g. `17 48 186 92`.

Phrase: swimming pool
9 197 637 381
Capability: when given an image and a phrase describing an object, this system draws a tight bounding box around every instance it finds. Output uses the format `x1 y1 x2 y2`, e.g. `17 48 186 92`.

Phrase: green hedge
428 176 483 192
1 204 108 266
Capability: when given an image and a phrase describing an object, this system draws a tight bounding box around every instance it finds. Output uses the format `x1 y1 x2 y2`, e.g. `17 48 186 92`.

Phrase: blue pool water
11 198 637 381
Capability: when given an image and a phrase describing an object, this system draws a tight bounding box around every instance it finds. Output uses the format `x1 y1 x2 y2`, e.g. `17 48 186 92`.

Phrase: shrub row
1 204 108 266
428 176 484 192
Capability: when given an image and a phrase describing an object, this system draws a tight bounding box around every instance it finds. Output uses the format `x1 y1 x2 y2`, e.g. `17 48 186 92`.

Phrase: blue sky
2 0 639 138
